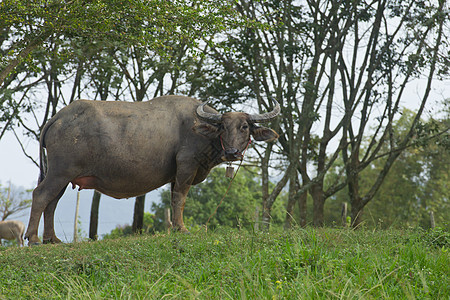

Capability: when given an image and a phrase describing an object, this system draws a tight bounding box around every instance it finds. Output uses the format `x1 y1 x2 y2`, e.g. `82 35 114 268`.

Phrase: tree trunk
89 190 101 240
284 200 295 229
311 183 325 227
347 159 364 228
260 143 272 232
349 188 365 228
298 189 307 227
350 199 364 228
132 194 146 234
261 205 271 231
261 162 292 232
284 174 297 230
285 175 304 229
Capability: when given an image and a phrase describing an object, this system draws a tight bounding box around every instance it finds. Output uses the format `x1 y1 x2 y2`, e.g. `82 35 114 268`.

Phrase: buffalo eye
241 124 249 131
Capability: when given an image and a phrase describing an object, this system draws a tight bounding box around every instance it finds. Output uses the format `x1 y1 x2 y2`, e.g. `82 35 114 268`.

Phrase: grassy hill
0 227 448 299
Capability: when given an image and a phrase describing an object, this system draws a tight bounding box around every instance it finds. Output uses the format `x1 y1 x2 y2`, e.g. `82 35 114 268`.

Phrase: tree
362 110 449 228
324 109 450 228
200 0 303 230
200 0 450 228
338 0 449 227
201 0 354 228
0 182 31 221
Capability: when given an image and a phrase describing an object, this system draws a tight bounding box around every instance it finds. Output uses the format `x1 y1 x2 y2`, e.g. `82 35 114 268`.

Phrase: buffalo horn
196 100 223 123
248 98 280 123
197 98 280 123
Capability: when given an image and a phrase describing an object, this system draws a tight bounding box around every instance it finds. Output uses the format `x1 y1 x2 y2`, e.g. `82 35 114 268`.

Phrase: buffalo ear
192 122 221 138
251 126 279 142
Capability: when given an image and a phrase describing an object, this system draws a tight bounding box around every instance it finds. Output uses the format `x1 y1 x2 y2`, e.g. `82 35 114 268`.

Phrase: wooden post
164 208 172 231
73 191 80 242
341 202 348 227
254 206 260 232
430 211 435 229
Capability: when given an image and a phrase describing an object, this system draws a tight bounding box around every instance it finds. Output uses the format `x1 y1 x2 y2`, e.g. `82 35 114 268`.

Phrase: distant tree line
0 182 31 221
1 0 448 234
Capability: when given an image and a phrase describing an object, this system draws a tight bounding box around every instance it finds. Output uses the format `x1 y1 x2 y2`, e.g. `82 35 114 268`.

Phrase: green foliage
102 212 154 239
0 0 241 51
0 229 448 298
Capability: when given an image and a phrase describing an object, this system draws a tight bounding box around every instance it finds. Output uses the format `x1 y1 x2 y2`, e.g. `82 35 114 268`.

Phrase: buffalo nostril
225 148 239 155
222 148 243 161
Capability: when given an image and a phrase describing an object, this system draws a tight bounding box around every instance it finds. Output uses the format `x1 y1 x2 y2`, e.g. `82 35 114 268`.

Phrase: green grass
0 227 448 299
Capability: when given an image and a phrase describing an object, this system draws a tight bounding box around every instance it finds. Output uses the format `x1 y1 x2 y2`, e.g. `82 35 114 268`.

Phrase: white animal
0 220 25 247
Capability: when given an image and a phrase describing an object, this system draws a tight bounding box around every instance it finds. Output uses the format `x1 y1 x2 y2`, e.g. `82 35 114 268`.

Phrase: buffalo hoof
29 242 41 247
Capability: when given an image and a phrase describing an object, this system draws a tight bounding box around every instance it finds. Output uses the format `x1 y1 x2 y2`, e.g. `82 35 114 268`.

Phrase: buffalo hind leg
25 177 68 245
43 186 66 244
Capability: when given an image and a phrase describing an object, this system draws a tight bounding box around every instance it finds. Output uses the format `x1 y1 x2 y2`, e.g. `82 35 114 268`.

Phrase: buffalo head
193 99 280 161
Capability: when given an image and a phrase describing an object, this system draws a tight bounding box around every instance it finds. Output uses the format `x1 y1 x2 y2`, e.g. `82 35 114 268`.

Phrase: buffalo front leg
171 174 195 233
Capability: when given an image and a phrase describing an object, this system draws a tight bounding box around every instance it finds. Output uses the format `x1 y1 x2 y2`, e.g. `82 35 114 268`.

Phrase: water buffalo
25 95 279 245
0 220 25 247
